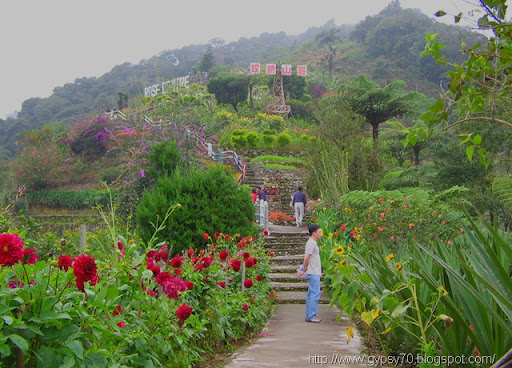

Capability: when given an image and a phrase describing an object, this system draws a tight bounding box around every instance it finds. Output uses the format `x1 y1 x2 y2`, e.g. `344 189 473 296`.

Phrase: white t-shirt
304 238 321 275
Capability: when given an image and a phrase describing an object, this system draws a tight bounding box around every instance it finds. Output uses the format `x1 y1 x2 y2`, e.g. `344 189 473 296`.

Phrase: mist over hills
0 3 485 158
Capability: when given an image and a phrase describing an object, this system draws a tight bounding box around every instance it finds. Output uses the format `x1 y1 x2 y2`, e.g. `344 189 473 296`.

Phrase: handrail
198 141 246 185
5 185 26 212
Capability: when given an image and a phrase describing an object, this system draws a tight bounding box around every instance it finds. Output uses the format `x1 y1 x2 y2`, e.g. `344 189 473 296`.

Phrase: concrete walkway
223 304 366 367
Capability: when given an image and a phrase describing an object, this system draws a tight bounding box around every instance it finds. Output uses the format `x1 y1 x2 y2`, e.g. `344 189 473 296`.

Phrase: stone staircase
266 227 329 304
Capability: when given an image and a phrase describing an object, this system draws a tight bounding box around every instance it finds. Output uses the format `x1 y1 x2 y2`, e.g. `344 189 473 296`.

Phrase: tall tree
315 28 342 77
207 74 249 112
198 45 216 73
344 75 417 150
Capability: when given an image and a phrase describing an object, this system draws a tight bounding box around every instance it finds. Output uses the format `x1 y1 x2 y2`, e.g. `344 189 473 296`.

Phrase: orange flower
394 263 402 271
408 223 415 229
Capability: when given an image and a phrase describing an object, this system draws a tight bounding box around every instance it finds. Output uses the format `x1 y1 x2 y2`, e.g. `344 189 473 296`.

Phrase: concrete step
270 255 304 265
277 291 330 304
271 249 304 256
269 273 303 282
271 282 309 291
264 242 305 248
271 264 301 273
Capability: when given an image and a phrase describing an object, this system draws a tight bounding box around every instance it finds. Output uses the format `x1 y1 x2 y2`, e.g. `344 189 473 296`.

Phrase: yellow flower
354 226 362 233
438 285 448 297
129 239 135 244
335 247 345 255
346 326 354 344
394 263 403 271
381 327 392 334
339 259 347 267
372 308 381 320
386 253 395 262
327 232 333 240
345 207 352 213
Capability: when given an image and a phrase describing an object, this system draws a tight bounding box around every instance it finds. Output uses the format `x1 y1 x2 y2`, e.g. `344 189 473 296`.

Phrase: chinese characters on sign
248 63 307 76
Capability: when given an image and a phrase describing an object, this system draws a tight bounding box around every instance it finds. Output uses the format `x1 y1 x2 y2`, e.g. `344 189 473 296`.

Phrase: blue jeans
305 274 321 320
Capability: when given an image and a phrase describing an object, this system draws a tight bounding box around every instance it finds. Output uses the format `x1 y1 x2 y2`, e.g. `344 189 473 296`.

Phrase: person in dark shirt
292 186 307 227
256 186 269 232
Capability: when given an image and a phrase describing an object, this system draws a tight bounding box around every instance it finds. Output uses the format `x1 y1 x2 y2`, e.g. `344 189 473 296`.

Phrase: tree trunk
413 146 421 165
371 123 379 150
249 85 254 109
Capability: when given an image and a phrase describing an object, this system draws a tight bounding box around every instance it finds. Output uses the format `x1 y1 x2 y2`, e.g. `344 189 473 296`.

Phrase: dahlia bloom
0 233 25 266
58 255 73 271
176 304 193 325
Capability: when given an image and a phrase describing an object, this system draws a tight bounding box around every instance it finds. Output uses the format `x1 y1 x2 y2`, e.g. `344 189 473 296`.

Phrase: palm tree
315 28 342 78
345 75 417 150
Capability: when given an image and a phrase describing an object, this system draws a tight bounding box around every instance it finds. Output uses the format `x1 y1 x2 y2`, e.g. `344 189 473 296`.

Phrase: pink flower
117 321 126 328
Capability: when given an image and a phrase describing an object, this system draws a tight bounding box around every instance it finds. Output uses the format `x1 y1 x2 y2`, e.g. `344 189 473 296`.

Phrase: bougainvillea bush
0 228 276 367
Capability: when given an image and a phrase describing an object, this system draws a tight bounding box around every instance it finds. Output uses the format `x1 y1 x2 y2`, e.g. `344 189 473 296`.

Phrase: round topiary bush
136 167 255 254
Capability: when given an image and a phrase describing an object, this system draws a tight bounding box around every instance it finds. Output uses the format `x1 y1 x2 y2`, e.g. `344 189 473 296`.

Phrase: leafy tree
344 75 417 150
207 74 249 112
315 28 342 77
198 45 216 73
421 0 511 165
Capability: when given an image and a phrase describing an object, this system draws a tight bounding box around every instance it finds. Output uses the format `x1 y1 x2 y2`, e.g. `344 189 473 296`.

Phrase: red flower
112 305 123 316
216 281 226 288
155 272 173 286
58 255 73 271
237 242 244 248
73 254 98 291
187 249 195 258
242 303 249 312
214 232 220 239
117 321 126 328
230 259 241 271
256 275 263 281
341 224 346 233
269 252 275 257
174 268 182 276
245 258 255 268
176 304 193 325
312 217 317 222
334 231 339 237
203 233 209 240
170 256 183 268
0 233 24 266
243 252 250 259
219 250 229 261
224 234 230 240
185 281 194 290
263 230 269 236
117 241 124 250
22 248 39 264
244 279 253 288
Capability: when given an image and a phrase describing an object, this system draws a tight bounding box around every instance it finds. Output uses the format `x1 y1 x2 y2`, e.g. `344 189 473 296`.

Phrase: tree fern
493 176 512 209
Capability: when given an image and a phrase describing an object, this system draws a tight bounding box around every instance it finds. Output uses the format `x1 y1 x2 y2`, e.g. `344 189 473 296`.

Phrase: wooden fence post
79 224 87 251
241 261 246 291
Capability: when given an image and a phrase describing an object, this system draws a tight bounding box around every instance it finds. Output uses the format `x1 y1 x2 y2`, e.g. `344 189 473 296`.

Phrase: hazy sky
0 0 500 119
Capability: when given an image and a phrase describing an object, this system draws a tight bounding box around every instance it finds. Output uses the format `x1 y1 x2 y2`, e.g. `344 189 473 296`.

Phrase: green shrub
246 132 260 149
262 164 297 170
73 158 89 174
262 135 276 149
276 133 292 148
136 167 255 254
250 155 303 164
147 140 181 179
262 128 276 135
230 134 248 149
99 167 122 184
26 189 117 209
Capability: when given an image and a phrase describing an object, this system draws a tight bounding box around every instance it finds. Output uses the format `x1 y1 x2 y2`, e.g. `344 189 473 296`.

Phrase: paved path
223 304 366 367
223 223 366 367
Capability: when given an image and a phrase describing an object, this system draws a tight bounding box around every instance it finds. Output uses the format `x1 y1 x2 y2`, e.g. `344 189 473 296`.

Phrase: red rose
243 252 250 259
269 252 275 257
245 258 255 268
185 281 194 290
224 234 230 240
230 259 241 271
203 233 209 240
117 321 126 328
216 281 226 288
187 249 195 258
0 233 24 266
176 304 193 325
242 303 249 312
244 279 253 288
155 272 173 286
219 250 229 261
170 256 182 268
256 275 263 281
58 255 73 271
214 232 220 239
263 230 269 236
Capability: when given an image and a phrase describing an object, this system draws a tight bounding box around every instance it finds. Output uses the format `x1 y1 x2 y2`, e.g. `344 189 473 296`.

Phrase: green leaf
67 340 84 360
478 15 491 29
455 12 463 23
0 343 11 357
8 334 28 352
3 316 14 325
435 10 447 17
39 312 72 321
472 134 482 145
466 145 475 161
84 352 108 368
59 356 76 368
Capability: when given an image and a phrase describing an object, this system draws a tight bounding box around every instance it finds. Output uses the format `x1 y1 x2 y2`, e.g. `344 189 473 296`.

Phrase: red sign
297 65 308 77
281 64 292 76
250 63 261 74
266 64 276 75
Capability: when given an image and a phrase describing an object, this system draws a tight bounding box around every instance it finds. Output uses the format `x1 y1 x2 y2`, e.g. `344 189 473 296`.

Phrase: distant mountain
0 3 485 156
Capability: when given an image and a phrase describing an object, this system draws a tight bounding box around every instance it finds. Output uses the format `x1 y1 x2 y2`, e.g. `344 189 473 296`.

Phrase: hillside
0 3 485 158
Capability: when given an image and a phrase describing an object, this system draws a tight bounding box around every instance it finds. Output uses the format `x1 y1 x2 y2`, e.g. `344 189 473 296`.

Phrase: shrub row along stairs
265 225 329 304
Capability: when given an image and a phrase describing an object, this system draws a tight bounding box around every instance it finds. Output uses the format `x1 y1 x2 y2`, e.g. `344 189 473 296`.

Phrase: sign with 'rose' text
144 76 190 97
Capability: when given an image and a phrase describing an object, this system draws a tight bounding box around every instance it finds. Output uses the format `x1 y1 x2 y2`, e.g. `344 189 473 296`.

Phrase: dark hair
252 188 256 193
256 185 262 190
308 224 321 235
298 186 302 191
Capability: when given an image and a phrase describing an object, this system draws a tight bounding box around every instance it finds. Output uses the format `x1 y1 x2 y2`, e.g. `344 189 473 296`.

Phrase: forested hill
0 2 485 157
